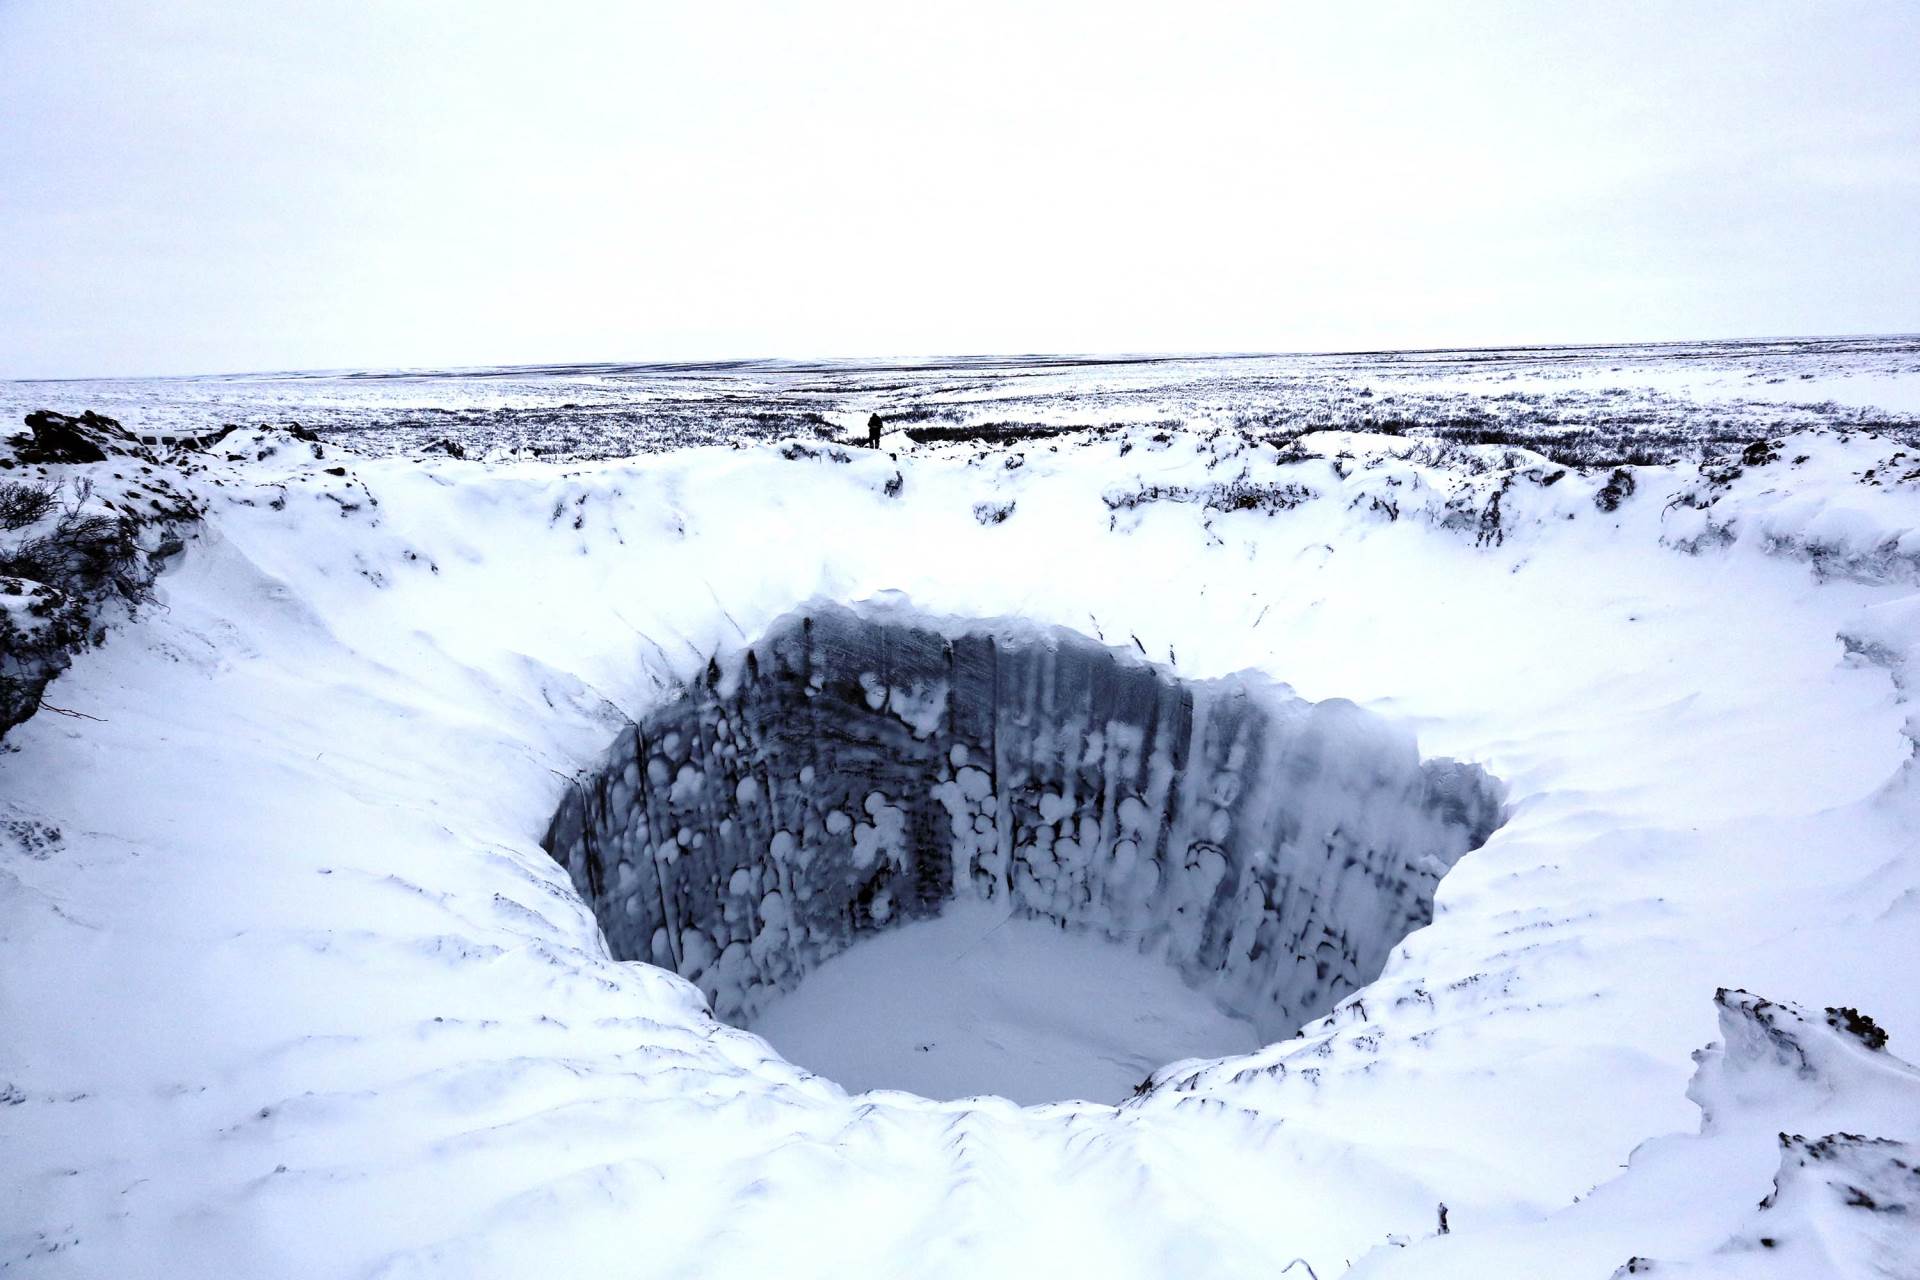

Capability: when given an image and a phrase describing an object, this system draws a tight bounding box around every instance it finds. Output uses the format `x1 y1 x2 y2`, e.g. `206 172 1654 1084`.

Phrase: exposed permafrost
545 599 1503 1047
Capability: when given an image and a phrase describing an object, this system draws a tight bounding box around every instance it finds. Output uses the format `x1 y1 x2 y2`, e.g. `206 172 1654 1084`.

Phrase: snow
746 899 1261 1104
545 599 1500 1044
1346 991 1920 1278
4 336 1915 458
3 355 1920 1278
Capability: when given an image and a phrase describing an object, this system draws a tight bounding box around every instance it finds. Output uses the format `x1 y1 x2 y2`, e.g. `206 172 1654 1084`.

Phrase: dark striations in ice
544 601 1505 1040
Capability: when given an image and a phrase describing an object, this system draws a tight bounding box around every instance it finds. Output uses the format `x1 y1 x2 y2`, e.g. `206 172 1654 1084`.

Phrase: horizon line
8 330 1917 385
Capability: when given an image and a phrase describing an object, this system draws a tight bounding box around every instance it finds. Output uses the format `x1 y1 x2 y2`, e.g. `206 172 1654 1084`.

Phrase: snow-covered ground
4 354 1920 1278
3 336 1916 460
747 901 1260 1105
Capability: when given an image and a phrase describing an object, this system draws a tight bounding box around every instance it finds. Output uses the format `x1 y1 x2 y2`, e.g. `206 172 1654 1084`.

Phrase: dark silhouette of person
867 413 883 448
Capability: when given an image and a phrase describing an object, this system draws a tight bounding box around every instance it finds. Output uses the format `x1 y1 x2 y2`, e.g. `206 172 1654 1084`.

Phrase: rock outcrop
0 411 202 738
9 410 149 466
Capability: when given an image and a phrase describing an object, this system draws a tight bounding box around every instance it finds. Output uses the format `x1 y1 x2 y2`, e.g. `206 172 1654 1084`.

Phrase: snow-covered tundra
3 352 1919 1278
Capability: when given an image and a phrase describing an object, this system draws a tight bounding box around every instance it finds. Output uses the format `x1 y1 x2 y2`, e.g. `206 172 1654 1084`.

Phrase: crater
543 599 1504 1102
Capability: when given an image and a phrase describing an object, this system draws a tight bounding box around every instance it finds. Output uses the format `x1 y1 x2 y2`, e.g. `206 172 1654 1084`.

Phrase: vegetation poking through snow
12 337 1914 463
0 413 203 737
901 421 1090 445
1103 478 1317 518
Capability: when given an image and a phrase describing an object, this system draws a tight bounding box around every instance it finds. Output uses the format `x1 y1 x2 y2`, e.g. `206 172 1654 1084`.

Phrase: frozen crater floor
747 901 1260 1103
6 386 1920 1279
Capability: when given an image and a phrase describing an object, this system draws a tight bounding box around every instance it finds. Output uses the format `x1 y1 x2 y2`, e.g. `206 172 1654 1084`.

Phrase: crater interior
544 599 1503 1098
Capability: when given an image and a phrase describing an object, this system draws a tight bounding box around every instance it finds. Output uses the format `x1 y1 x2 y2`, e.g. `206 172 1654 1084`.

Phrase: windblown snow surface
5 349 1920 1279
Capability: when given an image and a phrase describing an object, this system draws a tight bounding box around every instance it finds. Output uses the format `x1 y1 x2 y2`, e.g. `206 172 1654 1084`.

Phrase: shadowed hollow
544 599 1504 1101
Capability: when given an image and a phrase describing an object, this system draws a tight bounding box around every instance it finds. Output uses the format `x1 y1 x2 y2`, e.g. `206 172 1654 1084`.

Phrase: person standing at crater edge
867 413 883 448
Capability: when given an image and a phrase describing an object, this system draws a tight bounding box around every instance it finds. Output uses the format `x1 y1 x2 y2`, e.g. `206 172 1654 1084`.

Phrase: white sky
1 1 1915 378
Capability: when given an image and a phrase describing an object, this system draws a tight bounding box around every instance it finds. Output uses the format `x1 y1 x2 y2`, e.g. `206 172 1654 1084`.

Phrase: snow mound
1351 989 1920 1278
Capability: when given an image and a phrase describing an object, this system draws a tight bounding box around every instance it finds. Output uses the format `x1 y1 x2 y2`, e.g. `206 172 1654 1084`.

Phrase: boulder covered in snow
8 409 149 465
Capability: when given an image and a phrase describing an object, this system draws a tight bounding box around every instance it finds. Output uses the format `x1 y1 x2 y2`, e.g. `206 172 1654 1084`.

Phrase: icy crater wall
544 603 1504 1042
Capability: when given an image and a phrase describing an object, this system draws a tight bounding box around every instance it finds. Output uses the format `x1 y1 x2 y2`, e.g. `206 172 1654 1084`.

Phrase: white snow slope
4 420 1920 1279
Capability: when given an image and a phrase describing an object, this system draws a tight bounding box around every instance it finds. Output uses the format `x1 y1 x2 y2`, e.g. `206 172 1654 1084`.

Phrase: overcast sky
1 2 1915 378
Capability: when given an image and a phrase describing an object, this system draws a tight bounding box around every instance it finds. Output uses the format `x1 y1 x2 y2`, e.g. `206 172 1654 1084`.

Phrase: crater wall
543 601 1504 1041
